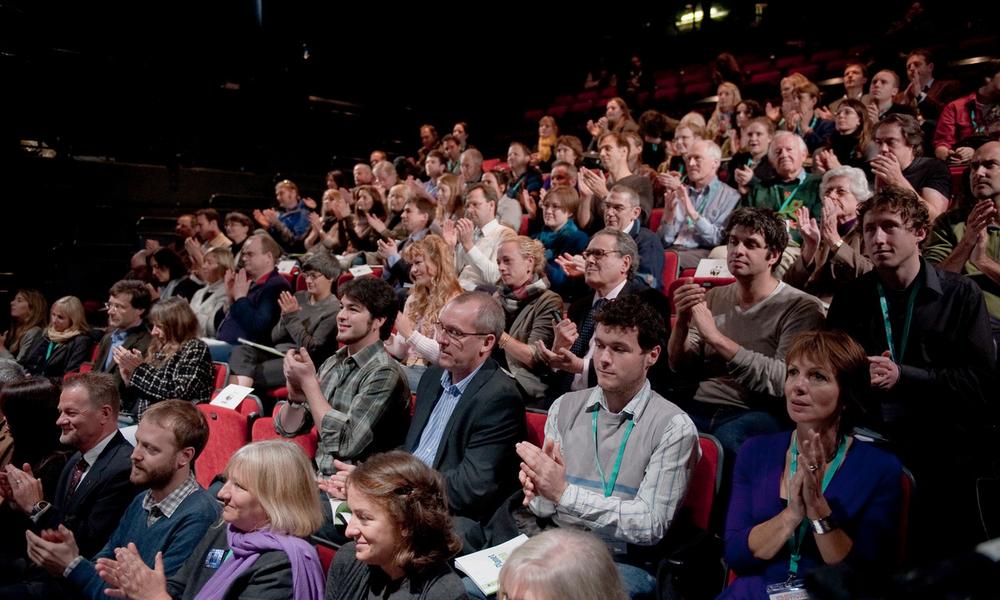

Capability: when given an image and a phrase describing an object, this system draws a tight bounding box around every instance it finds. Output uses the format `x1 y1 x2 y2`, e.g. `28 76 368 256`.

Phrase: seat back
648 207 664 232
525 410 547 448
681 434 723 531
251 406 319 459
194 405 249 488
212 362 230 391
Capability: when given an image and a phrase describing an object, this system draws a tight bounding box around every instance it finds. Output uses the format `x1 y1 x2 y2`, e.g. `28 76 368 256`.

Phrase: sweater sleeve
279 296 339 355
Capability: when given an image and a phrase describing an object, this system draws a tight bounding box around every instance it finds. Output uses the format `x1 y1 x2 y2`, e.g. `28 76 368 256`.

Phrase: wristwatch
810 514 839 535
831 239 844 252
29 500 51 518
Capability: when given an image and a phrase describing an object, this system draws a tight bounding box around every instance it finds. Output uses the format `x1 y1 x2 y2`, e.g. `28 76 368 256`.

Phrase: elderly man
602 184 664 290
872 113 950 220
352 163 374 187
658 139 741 269
459 148 484 187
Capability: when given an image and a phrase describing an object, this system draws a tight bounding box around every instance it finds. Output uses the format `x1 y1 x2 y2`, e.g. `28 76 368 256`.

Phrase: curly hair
347 451 461 574
595 294 665 353
402 235 462 337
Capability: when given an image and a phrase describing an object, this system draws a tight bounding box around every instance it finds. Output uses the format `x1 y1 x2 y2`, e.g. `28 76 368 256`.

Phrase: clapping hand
555 253 585 278
277 291 301 315
868 351 900 389
113 347 144 384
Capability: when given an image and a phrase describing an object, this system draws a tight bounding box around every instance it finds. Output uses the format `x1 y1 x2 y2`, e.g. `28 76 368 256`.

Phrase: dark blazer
566 278 673 395
37 431 139 558
93 324 153 398
896 78 962 121
405 359 525 523
21 332 93 378
217 269 291 345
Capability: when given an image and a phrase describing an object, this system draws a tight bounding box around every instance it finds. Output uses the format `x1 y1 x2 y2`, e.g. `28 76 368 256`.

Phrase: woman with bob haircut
188 247 235 337
722 330 902 599
0 289 47 362
497 529 627 600
325 451 465 600
114 297 213 421
97 440 326 600
21 295 93 377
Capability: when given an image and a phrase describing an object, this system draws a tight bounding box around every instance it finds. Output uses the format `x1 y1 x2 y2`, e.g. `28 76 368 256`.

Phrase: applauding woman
97 440 326 600
722 331 902 599
114 297 213 421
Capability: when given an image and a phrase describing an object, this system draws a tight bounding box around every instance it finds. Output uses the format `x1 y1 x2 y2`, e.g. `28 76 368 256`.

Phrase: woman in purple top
721 331 903 600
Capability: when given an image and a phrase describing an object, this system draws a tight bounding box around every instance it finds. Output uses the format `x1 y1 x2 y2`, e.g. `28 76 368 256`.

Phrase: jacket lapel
433 360 496 467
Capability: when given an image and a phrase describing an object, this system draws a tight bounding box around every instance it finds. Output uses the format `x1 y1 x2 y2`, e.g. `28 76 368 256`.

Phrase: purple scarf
193 525 325 600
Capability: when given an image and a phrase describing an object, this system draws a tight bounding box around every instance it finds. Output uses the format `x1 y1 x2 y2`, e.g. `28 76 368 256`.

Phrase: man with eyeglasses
0 373 137 598
93 280 153 399
827 186 995 561
658 139 741 269
602 183 664 290
320 292 524 529
871 113 950 221
276 276 410 474
450 183 517 291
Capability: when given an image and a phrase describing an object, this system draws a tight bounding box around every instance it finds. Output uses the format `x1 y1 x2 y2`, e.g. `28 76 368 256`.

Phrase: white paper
694 258 731 279
119 425 138 446
328 499 352 525
349 264 373 277
211 384 254 410
453 534 529 596
277 259 299 274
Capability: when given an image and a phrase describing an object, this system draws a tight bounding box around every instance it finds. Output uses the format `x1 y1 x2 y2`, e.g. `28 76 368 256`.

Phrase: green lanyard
777 179 805 215
45 341 56 361
686 183 714 228
876 280 920 363
592 410 635 497
786 431 849 576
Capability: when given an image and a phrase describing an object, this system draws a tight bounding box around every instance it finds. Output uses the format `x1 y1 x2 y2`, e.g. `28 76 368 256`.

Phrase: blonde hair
46 296 90 342
498 529 627 600
146 297 199 365
402 235 461 336
203 247 235 281
225 441 324 537
503 236 546 278
708 82 743 138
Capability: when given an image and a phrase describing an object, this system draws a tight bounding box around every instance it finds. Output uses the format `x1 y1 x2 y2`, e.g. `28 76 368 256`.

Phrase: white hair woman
498 529 627 600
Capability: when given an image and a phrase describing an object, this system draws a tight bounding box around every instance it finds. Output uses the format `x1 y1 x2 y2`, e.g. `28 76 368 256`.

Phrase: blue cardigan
67 486 220 600
535 220 589 295
217 270 291 344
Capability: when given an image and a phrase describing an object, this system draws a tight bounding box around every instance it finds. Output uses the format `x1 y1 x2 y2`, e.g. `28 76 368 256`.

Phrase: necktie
65 458 88 503
571 298 606 357
104 330 127 370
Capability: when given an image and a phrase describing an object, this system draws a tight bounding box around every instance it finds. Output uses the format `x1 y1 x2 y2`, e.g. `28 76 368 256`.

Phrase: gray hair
372 160 396 179
301 252 341 280
690 138 722 162
593 227 639 280
767 131 808 165
0 359 26 387
821 166 872 202
498 529 628 600
448 292 505 344
609 183 641 209
460 148 483 166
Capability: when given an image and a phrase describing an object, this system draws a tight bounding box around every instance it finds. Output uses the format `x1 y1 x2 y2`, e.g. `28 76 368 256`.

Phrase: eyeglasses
540 202 564 211
432 321 491 342
302 271 327 280
581 249 623 261
104 302 130 312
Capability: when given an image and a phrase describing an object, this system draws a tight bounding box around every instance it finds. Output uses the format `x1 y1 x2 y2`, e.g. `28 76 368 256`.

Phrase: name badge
766 578 809 600
204 548 226 569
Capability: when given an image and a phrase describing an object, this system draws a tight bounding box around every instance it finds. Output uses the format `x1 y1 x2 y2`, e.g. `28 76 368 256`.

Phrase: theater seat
525 409 547 448
195 405 249 488
251 405 319 459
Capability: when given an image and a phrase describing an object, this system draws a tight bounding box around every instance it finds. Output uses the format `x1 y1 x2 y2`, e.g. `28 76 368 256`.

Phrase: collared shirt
278 341 408 475
529 381 699 549
455 219 516 290
103 329 128 370
141 471 199 527
76 430 120 490
659 178 740 249
412 362 485 466
571 279 629 392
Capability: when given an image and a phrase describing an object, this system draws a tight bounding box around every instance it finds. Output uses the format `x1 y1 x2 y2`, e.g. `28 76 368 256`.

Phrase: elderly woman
21 296 93 377
498 529 627 600
97 440 326 600
707 82 742 146
385 235 462 390
784 166 873 305
722 331 902 600
533 186 588 299
148 247 202 302
0 289 47 363
189 247 234 338
326 451 466 600
493 236 563 404
228 253 341 394
114 297 213 421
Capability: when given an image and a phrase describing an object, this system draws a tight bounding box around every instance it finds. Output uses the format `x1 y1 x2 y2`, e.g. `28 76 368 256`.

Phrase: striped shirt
412 363 485 466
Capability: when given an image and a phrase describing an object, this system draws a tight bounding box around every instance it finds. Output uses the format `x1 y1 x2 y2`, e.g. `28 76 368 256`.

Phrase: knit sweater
67 486 220 600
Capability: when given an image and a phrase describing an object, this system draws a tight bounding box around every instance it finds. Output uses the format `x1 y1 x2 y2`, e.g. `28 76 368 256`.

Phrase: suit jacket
37 431 139 558
405 359 525 523
566 278 673 395
93 324 153 398
896 78 962 121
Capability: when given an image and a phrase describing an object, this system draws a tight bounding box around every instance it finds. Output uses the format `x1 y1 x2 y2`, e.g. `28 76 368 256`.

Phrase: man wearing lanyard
933 59 1000 163
658 139 741 269
827 186 996 562
518 295 699 598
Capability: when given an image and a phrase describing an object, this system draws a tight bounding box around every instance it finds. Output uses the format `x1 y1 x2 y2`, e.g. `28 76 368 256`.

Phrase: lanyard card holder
766 578 809 599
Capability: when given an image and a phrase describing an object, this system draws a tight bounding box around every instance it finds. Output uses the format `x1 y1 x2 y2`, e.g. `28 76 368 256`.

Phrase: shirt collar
596 278 629 303
440 360 486 393
142 471 199 520
585 380 653 422
480 219 502 235
81 430 119 467
335 339 385 368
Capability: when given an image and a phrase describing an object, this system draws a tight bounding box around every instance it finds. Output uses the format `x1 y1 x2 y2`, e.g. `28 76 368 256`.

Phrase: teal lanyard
876 280 920 363
45 341 56 361
786 431 850 576
970 106 982 134
795 115 818 135
592 410 635 497
777 180 805 215
686 184 714 228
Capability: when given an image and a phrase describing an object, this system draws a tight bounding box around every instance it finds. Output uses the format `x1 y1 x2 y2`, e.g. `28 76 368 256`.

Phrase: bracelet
810 515 839 535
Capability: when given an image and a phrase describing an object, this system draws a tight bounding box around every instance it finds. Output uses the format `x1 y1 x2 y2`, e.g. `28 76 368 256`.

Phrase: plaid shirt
141 471 200 527
277 341 409 475
130 339 214 419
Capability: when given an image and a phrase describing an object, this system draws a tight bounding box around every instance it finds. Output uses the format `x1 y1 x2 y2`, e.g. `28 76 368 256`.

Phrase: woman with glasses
228 254 341 398
385 235 462 390
493 236 564 406
533 186 588 300
113 297 213 421
813 99 878 179
784 167 873 305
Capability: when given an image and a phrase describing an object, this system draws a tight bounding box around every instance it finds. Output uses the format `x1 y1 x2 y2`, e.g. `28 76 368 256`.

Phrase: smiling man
276 276 410 474
518 294 698 597
669 207 824 458
452 183 517 291
24 400 217 600
93 280 153 398
826 185 995 561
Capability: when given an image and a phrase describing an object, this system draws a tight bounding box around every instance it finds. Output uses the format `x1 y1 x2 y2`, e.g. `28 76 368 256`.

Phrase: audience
534 185 589 298
188 246 234 338
448 183 517 291
93 280 153 398
872 113 950 220
21 296 93 377
1 289 47 363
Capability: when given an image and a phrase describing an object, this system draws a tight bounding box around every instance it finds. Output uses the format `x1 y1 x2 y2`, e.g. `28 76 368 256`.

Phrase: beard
131 460 176 489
